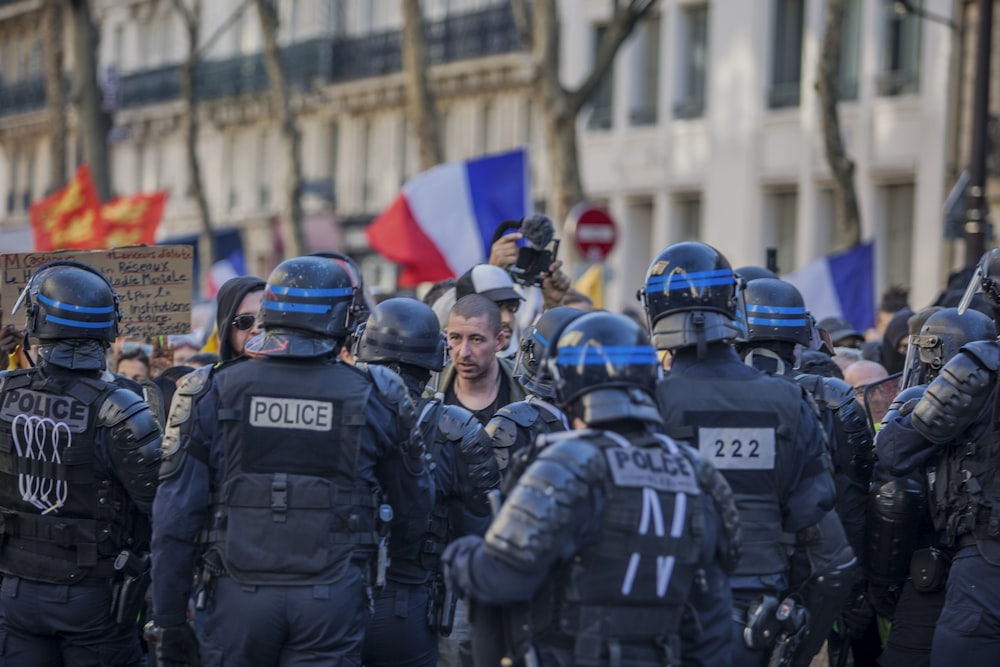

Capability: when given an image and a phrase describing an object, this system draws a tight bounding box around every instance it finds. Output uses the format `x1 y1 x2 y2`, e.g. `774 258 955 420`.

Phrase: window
769 0 804 109
674 196 702 241
675 5 708 119
838 0 861 100
879 2 921 95
629 16 660 126
587 26 613 130
882 183 914 288
764 190 798 271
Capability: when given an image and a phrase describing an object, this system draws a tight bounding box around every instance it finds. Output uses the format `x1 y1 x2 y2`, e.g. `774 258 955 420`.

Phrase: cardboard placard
2 245 194 338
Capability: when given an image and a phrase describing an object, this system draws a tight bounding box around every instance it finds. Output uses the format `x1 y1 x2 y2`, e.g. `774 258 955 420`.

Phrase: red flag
29 164 105 251
100 191 169 247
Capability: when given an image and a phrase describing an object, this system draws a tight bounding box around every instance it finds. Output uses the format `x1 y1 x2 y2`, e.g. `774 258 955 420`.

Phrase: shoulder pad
913 351 994 444
438 403 479 440
962 339 1000 370
498 401 540 428
888 385 926 415
484 412 519 450
794 373 823 398
485 435 604 570
176 365 213 398
367 363 410 406
99 386 152 427
819 376 855 409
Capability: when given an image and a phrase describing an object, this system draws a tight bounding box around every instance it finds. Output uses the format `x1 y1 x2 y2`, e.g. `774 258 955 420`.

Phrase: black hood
216 276 265 362
880 307 914 375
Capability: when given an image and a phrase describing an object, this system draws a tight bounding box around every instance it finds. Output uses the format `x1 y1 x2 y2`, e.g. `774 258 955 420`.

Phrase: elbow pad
100 387 163 501
913 347 997 445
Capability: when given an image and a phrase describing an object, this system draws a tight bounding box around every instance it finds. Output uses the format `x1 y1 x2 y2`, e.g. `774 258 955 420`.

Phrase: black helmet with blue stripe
246 256 355 358
545 311 662 426
513 306 585 398
743 278 813 347
638 241 744 352
16 260 120 343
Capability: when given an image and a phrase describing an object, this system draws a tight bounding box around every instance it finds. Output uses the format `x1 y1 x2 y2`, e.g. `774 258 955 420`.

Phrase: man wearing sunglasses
216 276 265 362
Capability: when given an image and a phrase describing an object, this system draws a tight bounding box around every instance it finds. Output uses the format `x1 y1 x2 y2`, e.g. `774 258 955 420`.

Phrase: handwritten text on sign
1 246 194 338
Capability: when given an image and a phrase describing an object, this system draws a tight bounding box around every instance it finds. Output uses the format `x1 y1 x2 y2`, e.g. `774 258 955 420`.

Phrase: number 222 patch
697 427 776 470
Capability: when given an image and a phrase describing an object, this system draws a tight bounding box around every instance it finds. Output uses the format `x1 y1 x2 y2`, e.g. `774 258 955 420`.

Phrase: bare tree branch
43 0 67 192
402 0 443 170
169 0 216 294
196 0 253 60
815 0 861 249
510 0 533 51
255 0 305 257
568 0 656 115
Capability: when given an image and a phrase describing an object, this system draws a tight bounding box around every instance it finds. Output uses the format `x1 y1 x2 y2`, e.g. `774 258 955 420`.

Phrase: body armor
0 367 149 584
486 396 569 476
796 373 874 484
487 430 707 664
206 358 378 585
387 398 499 585
656 370 802 577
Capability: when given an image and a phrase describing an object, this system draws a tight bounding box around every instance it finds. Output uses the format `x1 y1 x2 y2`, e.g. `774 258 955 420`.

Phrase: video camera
491 214 560 288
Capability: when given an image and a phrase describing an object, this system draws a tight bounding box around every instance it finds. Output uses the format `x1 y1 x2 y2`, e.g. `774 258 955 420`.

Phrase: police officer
869 306 993 666
737 278 877 659
910 247 1000 665
484 306 584 482
444 311 742 666
147 256 435 666
0 261 162 666
353 297 501 667
639 242 857 667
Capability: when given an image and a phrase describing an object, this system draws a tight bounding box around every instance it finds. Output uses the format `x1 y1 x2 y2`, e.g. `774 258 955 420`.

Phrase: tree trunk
170 0 215 296
401 0 443 171
255 0 304 258
513 0 654 228
69 0 112 202
816 0 861 249
43 0 67 193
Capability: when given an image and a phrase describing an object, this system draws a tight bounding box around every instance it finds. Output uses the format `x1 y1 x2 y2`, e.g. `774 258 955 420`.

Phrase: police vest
524 431 704 663
656 370 800 577
209 358 378 585
0 367 133 584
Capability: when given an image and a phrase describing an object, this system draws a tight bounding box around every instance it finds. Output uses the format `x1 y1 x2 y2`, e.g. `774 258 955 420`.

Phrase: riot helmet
14 260 120 343
245 256 355 358
545 311 662 426
354 297 447 372
742 278 813 347
910 307 993 383
637 241 744 352
308 251 371 335
513 306 585 399
736 265 778 282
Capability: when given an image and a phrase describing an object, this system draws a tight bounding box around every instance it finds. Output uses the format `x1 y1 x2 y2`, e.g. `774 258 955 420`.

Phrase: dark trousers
0 575 142 667
930 546 1000 666
197 568 367 666
878 579 944 667
362 582 437 667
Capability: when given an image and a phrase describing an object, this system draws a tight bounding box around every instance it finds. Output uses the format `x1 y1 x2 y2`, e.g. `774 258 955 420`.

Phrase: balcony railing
1 4 522 117
0 76 44 116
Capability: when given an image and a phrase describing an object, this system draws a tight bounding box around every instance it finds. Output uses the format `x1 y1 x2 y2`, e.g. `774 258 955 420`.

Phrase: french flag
782 241 875 332
366 149 530 287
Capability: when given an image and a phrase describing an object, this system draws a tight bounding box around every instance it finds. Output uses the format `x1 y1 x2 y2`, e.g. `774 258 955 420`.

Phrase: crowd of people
0 229 999 667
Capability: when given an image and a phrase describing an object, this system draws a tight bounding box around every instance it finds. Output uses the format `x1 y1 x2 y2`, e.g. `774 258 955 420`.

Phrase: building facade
0 0 995 316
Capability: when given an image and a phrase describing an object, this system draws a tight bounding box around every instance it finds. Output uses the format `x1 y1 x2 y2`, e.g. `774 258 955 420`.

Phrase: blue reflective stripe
263 302 332 314
746 304 807 315
43 314 115 329
534 331 549 347
646 276 734 290
38 293 115 314
747 317 809 327
557 346 658 365
267 286 354 298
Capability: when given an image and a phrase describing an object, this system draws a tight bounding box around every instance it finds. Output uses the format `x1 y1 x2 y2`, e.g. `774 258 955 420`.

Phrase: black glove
145 621 200 667
841 584 876 639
